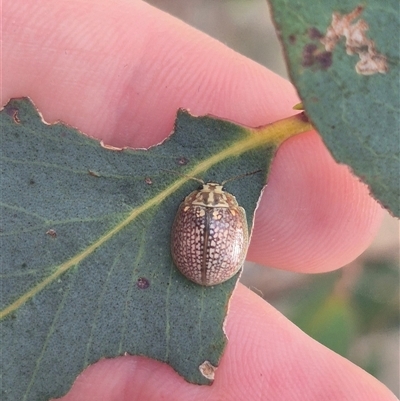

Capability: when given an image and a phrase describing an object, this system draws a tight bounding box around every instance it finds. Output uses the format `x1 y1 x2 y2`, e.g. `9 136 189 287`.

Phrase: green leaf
268 0 400 216
0 98 309 400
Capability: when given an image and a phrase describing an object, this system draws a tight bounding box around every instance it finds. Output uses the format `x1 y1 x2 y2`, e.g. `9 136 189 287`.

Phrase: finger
3 0 383 273
248 130 384 272
2 0 297 147
59 286 396 401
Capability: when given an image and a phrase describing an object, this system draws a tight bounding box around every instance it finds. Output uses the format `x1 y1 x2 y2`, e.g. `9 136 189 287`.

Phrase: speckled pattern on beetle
171 182 248 286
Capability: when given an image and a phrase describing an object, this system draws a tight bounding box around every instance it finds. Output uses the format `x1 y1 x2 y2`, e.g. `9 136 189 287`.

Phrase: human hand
3 0 394 400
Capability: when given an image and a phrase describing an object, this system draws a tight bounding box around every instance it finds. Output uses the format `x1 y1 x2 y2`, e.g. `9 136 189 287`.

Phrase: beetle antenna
221 169 262 186
161 169 205 185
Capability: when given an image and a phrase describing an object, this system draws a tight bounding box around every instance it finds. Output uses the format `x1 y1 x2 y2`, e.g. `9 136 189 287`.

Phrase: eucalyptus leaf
269 0 400 216
0 98 308 400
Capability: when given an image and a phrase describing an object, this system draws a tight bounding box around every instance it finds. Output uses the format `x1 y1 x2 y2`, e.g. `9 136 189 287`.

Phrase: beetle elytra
171 170 260 286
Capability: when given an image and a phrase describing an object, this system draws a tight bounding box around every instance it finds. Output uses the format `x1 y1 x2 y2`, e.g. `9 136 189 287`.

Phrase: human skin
2 1 396 400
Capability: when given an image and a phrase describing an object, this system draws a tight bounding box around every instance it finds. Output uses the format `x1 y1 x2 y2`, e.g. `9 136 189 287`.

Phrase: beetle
171 171 260 286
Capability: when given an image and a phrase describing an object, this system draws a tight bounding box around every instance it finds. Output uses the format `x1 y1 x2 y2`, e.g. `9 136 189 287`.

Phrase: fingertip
249 130 384 272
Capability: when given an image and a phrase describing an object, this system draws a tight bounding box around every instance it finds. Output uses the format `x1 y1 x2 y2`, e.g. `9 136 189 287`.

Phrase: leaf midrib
1 113 311 319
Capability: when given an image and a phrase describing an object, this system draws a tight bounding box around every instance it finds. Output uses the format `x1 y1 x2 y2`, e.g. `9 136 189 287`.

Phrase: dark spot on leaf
302 43 332 70
304 43 317 53
302 54 314 67
315 51 332 69
137 277 150 289
21 263 27 268
29 178 35 185
5 106 21 124
288 34 296 44
145 177 153 185
308 27 323 40
301 43 317 67
177 157 188 166
46 229 57 238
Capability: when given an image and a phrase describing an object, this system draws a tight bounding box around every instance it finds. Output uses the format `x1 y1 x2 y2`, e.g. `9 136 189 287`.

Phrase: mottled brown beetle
171 171 260 286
